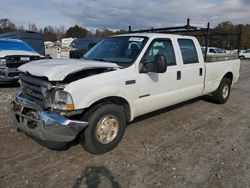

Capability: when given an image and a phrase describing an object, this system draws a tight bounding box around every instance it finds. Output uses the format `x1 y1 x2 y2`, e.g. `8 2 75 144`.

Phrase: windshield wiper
92 58 108 62
85 57 124 68
92 58 121 65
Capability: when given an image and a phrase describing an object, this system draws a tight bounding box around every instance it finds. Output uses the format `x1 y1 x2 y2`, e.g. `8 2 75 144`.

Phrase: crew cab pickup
0 38 42 82
11 33 240 154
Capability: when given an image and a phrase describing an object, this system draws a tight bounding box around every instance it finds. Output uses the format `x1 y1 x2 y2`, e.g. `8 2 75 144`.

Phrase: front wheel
239 56 245 60
79 103 126 154
212 78 231 104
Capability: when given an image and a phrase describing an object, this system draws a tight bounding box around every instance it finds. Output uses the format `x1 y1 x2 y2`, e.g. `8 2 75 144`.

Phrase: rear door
177 38 205 101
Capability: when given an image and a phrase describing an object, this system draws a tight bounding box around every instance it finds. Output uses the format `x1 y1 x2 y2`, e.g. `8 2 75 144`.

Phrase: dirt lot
0 60 250 188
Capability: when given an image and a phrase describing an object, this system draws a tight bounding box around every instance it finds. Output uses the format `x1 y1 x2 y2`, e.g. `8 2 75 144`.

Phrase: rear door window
178 39 199 64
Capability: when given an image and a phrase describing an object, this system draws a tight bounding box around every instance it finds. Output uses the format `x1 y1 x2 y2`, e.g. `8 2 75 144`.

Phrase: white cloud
0 0 249 29
49 0 250 29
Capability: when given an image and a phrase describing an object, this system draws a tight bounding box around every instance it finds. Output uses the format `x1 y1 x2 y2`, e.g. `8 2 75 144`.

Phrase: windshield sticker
129 37 144 42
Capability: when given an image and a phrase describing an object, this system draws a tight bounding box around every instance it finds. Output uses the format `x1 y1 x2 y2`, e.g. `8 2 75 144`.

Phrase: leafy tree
240 24 250 49
195 21 250 50
65 25 90 38
95 28 127 37
210 21 238 49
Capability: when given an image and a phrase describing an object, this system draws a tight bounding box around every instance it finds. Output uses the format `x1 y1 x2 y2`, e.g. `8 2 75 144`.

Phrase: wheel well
223 72 233 85
85 96 131 122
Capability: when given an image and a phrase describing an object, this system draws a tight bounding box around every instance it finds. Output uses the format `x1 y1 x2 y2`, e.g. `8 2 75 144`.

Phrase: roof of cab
111 32 197 39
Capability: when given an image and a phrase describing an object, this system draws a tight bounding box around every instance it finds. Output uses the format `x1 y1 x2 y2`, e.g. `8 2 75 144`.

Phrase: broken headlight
0 59 6 68
44 89 75 111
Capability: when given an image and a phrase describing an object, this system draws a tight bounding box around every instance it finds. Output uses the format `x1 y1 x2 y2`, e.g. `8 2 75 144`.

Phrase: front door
135 38 181 116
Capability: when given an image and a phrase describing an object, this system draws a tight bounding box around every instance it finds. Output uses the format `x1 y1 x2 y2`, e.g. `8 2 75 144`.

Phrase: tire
79 103 126 154
212 78 231 104
239 56 245 60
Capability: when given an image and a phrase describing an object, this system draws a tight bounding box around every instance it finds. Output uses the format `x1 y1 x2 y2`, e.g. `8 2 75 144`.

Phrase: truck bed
203 58 241 95
205 54 238 63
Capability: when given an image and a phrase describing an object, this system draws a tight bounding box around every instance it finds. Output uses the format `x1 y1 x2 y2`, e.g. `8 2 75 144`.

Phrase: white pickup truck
11 33 240 154
239 49 250 59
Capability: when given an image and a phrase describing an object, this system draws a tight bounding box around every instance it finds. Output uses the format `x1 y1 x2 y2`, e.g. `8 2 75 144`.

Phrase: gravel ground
0 60 250 188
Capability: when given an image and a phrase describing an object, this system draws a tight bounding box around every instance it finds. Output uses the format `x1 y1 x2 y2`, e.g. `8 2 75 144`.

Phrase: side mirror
139 55 167 73
154 54 167 73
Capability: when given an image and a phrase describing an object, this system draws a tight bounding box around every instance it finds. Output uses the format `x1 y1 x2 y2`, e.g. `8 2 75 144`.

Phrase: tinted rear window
178 39 198 64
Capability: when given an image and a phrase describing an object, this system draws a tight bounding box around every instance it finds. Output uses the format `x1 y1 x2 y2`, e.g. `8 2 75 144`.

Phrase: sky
0 0 249 30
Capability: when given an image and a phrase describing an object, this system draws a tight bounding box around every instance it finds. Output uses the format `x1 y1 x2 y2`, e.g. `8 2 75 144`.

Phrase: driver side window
142 39 176 67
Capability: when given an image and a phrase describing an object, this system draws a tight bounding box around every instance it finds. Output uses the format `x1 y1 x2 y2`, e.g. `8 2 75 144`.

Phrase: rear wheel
79 103 126 154
212 78 231 104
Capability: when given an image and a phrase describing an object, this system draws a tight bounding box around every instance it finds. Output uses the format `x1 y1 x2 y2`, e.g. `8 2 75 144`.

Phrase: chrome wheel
95 115 119 144
222 84 229 99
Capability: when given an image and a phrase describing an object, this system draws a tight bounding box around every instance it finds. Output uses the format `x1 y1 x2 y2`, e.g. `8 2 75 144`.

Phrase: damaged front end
0 55 40 82
11 62 119 145
11 93 88 143
11 73 88 145
0 58 20 82
62 66 117 83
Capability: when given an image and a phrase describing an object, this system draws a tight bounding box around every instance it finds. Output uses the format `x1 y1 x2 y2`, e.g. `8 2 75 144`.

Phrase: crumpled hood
18 59 120 81
0 50 40 58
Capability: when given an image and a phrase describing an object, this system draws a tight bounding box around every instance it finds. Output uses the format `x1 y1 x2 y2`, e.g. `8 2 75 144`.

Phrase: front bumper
11 93 88 143
0 68 20 82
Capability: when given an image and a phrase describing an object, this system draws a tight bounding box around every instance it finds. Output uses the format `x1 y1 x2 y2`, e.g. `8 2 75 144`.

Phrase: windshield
84 36 148 67
0 40 35 52
71 38 101 50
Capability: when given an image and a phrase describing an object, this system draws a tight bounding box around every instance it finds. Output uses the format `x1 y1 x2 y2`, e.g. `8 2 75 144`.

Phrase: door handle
199 68 203 76
177 71 181 80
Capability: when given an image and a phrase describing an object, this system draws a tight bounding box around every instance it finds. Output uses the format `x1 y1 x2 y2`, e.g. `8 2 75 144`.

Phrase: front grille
8 72 20 77
6 55 40 68
20 74 52 105
6 62 26 68
0 71 5 76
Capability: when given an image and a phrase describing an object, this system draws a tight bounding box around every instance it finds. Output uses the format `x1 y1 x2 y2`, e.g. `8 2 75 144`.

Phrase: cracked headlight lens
0 59 6 68
44 89 74 111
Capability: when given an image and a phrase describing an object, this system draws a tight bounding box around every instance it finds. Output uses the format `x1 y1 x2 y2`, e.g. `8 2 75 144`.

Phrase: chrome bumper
11 93 88 143
0 68 20 82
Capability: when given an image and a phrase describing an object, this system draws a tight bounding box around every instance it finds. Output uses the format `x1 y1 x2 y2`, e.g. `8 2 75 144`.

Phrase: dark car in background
69 37 103 59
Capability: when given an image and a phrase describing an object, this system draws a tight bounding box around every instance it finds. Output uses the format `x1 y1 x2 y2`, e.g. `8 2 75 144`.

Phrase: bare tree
0 18 16 33
28 23 38 32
